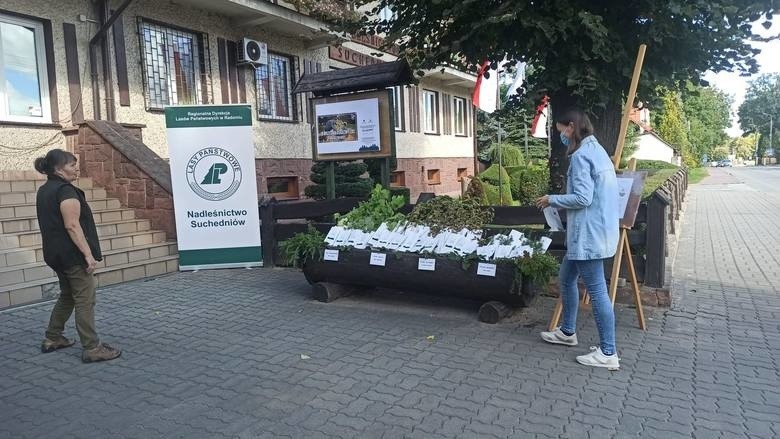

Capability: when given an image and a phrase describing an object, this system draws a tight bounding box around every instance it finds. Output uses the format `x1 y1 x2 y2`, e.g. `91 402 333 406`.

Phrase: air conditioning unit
238 38 267 66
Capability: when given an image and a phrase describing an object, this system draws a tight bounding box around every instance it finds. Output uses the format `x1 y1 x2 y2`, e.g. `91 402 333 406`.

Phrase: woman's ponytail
32 149 77 176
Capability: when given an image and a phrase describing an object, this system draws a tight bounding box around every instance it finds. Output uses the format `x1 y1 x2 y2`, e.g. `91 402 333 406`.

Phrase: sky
703 20 780 137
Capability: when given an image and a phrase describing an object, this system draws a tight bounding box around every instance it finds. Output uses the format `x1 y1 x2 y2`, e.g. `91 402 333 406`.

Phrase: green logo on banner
186 148 242 201
201 164 229 185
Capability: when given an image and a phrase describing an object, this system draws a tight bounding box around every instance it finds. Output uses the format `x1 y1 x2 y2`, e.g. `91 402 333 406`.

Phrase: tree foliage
345 0 775 190
655 89 696 167
350 1 772 112
730 133 760 160
738 73 780 156
682 86 732 163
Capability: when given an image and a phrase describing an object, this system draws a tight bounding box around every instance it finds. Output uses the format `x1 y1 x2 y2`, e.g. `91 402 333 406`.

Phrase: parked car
716 159 733 167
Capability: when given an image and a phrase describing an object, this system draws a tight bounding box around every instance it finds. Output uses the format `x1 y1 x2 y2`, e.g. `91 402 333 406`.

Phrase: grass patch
687 167 709 184
641 169 677 199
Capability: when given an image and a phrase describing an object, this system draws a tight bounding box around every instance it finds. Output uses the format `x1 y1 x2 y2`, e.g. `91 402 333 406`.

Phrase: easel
548 44 648 331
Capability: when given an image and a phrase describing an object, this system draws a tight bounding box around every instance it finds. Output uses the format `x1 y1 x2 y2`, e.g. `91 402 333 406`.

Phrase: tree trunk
549 90 578 194
548 91 623 194
592 104 624 157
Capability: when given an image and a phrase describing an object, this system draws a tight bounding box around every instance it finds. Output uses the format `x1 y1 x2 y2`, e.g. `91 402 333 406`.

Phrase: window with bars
422 89 439 134
138 19 208 110
255 53 295 122
387 86 404 131
0 13 51 122
453 96 467 136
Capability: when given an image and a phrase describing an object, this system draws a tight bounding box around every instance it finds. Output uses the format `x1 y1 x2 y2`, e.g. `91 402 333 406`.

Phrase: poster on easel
616 170 647 229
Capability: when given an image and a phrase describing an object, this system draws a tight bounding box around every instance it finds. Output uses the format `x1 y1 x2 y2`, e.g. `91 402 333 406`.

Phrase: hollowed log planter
302 248 536 323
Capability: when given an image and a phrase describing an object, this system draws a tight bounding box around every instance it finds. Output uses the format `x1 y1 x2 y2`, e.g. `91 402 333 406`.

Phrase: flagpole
496 66 503 205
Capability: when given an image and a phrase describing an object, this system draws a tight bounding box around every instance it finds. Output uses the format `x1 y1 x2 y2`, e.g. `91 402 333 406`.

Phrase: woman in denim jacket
536 108 620 369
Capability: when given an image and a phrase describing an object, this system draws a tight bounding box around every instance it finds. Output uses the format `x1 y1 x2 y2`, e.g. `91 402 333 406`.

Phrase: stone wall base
253 157 475 201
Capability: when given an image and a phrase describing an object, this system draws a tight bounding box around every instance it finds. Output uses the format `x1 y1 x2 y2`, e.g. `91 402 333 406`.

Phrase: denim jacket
548 135 619 260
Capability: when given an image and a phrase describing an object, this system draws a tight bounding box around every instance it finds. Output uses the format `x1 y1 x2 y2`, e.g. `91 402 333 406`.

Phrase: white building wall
631 134 675 164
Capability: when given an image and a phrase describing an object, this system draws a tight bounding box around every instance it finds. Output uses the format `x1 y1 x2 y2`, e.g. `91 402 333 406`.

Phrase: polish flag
472 61 498 113
505 62 526 99
531 96 550 138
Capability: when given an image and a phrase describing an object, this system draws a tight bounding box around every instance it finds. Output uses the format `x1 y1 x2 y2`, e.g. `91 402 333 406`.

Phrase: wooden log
302 249 536 307
478 301 512 324
312 282 364 303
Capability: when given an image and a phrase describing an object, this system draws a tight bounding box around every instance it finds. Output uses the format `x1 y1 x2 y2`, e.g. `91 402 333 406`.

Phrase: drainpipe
89 0 134 121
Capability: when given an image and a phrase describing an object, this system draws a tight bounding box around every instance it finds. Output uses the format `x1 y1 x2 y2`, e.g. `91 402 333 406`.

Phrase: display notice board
311 90 393 161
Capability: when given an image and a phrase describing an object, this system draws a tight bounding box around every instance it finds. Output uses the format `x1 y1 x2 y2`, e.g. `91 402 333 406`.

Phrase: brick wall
64 122 176 239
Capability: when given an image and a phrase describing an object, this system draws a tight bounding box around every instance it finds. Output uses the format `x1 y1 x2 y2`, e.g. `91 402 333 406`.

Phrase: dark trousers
45 265 99 350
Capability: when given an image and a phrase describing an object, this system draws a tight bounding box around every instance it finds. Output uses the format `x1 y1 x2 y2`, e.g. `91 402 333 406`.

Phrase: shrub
464 177 489 205
389 186 410 204
478 164 514 205
484 144 526 167
635 160 679 171
305 161 372 199
508 163 550 206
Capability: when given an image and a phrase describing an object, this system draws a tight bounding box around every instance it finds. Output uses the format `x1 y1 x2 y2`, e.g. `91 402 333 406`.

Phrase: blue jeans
559 257 616 355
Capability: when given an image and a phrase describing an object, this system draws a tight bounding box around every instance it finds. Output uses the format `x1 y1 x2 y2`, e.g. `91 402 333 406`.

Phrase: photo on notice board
314 98 381 155
317 113 358 143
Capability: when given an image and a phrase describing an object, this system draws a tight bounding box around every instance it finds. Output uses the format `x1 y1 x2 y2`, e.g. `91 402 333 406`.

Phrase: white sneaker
540 327 578 346
576 346 620 370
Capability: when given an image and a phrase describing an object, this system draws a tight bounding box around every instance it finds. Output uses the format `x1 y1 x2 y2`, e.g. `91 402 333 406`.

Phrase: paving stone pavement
1 167 779 439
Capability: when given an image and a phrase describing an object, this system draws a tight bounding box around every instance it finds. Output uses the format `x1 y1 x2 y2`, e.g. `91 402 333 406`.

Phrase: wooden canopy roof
292 59 415 96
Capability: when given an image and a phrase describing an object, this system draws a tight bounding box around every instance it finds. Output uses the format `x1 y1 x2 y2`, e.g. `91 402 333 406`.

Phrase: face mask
560 132 571 147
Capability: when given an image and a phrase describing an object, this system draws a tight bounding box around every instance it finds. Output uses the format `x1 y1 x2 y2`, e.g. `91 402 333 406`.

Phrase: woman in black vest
35 149 121 363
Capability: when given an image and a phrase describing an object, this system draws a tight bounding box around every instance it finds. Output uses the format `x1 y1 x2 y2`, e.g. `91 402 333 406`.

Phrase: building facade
0 0 476 199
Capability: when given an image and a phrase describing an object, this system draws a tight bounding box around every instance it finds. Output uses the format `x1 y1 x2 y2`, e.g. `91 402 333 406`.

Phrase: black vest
36 176 102 272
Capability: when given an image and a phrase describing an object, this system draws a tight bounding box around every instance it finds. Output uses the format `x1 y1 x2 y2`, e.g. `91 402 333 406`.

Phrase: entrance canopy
292 59 415 96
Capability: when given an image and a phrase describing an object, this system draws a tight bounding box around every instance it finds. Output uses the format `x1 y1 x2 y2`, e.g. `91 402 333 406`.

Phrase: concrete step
0 187 107 207
0 208 136 234
0 239 175 269
0 230 167 266
0 219 153 250
0 170 47 181
0 242 178 287
0 197 121 220
0 177 93 193
0 254 179 307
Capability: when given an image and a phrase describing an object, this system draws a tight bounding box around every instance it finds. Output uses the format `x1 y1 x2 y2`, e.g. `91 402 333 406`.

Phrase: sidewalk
1 173 778 438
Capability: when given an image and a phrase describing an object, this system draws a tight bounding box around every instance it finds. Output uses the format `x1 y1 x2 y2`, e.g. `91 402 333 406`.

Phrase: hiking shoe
576 346 620 370
41 336 76 353
540 327 578 346
81 343 122 363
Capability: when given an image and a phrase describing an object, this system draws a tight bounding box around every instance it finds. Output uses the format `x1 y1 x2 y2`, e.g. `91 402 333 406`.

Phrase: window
256 53 295 121
453 97 467 136
138 20 207 110
426 169 440 185
390 171 405 187
457 168 468 182
422 89 439 134
267 176 299 200
0 14 50 122
388 86 404 131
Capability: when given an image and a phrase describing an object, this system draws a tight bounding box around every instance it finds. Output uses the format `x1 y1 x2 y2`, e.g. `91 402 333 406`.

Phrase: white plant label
477 263 497 277
418 258 436 271
323 249 339 262
370 252 387 266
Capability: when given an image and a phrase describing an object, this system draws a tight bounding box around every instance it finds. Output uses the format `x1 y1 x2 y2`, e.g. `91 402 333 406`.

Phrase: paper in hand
543 207 564 231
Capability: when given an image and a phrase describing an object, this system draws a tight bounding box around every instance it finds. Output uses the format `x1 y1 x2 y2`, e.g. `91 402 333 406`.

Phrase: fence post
645 190 671 288
259 198 277 268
